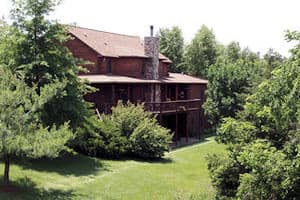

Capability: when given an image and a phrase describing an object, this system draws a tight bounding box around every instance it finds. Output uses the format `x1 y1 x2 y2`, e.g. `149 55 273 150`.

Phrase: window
107 59 112 74
141 61 146 75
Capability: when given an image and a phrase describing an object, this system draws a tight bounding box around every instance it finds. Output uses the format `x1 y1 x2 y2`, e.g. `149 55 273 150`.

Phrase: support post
165 84 168 101
185 113 189 143
112 84 115 105
175 84 178 101
175 112 179 143
127 84 130 102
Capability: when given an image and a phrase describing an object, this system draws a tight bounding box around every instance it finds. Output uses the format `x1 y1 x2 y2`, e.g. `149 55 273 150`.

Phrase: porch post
112 84 115 105
186 113 189 142
175 84 178 101
127 84 130 102
175 112 179 143
165 84 167 101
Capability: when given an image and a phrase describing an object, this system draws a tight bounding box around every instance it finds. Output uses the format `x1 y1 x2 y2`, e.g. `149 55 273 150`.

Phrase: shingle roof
79 73 208 84
67 25 171 63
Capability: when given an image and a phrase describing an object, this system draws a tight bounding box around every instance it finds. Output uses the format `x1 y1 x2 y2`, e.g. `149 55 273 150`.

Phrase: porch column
165 84 167 101
175 84 178 101
127 84 130 102
175 112 179 143
186 113 189 142
111 84 115 104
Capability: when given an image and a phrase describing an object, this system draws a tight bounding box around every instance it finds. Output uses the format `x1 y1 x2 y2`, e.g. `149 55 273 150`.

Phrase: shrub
96 115 129 158
111 101 152 136
129 118 172 159
71 115 127 158
73 102 172 159
206 154 243 198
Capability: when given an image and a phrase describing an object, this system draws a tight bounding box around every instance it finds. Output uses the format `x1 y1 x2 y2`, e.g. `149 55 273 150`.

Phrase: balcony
97 99 202 114
144 99 202 114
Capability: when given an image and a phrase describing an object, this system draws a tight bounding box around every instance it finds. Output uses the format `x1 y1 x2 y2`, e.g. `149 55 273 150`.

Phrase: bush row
72 102 172 159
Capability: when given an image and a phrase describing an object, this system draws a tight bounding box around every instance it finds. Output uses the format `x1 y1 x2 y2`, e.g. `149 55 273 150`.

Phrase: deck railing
97 99 202 114
144 99 202 113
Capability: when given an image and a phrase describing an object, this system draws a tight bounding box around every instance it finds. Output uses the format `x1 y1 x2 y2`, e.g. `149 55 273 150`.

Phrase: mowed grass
0 137 226 200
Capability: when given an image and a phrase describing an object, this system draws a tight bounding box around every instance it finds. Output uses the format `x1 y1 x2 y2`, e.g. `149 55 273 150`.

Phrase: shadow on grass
118 156 174 164
14 154 110 177
171 134 215 151
0 177 75 200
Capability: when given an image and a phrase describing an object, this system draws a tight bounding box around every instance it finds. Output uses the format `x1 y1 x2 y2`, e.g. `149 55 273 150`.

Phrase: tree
263 48 284 78
185 25 217 78
203 42 253 126
0 67 72 185
0 0 93 129
158 26 185 73
207 32 300 199
203 61 250 125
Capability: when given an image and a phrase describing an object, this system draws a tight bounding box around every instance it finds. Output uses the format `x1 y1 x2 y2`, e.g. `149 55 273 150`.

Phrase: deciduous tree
207 31 300 199
185 25 217 78
158 26 185 73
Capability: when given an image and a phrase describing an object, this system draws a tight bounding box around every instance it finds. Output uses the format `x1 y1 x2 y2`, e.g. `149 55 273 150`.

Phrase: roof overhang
79 73 208 84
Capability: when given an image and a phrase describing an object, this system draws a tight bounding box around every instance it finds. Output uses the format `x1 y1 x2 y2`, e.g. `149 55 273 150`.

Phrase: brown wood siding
112 58 144 78
159 62 169 77
65 37 100 74
65 38 170 78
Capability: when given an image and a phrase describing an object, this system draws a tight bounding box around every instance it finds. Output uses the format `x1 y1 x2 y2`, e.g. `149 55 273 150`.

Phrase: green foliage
203 41 275 127
95 115 128 158
111 102 153 137
185 25 217 78
237 140 300 199
243 62 300 148
158 26 185 73
263 48 284 78
0 0 94 129
206 154 243 198
0 67 72 183
203 61 250 125
130 118 171 159
207 31 300 199
71 115 128 158
216 118 257 145
74 102 172 159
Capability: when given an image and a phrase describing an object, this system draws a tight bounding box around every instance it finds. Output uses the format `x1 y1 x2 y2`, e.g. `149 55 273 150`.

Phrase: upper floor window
141 61 146 76
107 59 112 74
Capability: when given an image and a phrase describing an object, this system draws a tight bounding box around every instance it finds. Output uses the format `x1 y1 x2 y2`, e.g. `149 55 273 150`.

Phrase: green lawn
0 137 226 200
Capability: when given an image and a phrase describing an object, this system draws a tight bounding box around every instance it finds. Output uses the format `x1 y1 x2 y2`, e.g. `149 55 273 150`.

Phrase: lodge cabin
65 25 209 141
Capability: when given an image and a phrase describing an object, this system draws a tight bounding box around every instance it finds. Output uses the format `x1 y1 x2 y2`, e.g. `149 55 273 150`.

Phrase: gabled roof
67 25 171 63
79 73 208 84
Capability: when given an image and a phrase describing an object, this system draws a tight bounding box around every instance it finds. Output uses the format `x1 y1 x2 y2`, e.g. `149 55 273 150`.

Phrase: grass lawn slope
0 137 226 200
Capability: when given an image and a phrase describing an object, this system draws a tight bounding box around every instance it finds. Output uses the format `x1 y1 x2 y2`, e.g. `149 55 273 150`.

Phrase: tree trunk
3 155 10 185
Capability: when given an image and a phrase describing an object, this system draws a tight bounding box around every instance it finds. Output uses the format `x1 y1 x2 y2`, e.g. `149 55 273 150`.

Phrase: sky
0 0 299 57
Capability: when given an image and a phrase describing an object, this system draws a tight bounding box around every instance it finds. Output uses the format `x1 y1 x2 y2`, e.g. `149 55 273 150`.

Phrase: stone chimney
144 26 161 102
144 25 159 80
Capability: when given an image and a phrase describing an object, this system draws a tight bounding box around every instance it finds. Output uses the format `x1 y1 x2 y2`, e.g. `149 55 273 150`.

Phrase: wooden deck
97 99 202 114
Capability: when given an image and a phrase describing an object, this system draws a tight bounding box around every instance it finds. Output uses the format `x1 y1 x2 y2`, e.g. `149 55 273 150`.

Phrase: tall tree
0 67 72 185
1 0 93 129
203 61 250 126
158 26 185 73
185 25 217 78
263 48 284 78
203 42 260 126
207 31 300 199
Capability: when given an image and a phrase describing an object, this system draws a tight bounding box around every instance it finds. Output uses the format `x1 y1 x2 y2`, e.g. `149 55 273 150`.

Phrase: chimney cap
150 25 154 37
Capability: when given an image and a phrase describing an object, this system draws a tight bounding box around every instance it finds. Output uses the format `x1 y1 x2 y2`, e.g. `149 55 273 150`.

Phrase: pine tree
0 67 72 185
2 0 94 128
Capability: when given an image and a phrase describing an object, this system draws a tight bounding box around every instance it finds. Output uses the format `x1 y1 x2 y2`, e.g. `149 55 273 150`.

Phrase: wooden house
65 25 209 141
